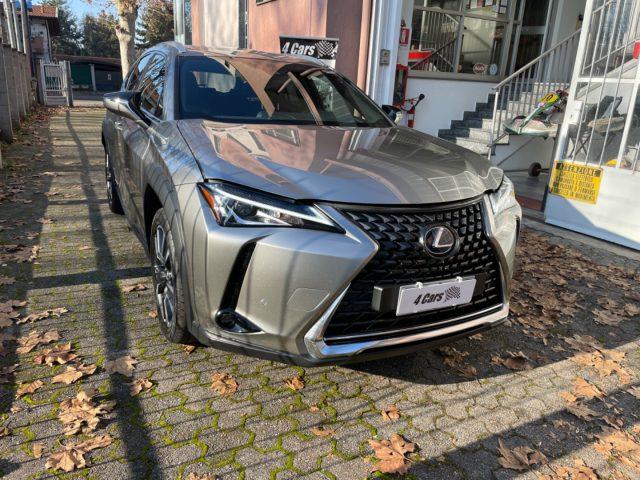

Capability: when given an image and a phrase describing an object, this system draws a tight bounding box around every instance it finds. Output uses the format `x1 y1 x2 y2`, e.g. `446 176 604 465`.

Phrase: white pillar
365 0 402 106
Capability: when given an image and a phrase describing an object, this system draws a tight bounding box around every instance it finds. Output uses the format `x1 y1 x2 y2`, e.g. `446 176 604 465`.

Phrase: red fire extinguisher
401 94 425 128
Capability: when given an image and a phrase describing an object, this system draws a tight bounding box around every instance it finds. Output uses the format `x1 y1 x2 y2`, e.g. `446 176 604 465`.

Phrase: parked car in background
101 42 521 365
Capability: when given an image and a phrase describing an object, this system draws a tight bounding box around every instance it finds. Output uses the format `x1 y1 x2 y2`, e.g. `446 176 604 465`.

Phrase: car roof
154 41 326 67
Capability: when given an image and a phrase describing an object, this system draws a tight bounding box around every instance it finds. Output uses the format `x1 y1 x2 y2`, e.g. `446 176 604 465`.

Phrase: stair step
453 127 509 145
463 109 493 121
452 118 495 130
438 134 492 155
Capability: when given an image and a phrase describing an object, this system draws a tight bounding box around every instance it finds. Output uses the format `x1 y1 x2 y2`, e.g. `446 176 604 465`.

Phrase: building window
410 0 522 79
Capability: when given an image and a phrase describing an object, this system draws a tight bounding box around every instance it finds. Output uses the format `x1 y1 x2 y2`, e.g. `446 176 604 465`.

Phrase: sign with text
279 36 339 68
549 161 603 204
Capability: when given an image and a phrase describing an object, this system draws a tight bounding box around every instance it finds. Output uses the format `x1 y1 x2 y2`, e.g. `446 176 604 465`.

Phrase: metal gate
39 60 71 106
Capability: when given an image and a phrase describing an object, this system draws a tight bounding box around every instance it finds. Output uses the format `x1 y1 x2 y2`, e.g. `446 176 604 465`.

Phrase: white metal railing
487 30 582 157
39 60 70 106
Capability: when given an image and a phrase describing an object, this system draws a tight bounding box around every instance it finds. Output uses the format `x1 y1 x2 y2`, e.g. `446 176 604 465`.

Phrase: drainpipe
19 0 30 73
10 0 21 51
2 0 16 48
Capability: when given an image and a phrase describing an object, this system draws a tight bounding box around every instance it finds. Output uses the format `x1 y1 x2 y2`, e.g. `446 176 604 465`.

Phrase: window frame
409 0 525 81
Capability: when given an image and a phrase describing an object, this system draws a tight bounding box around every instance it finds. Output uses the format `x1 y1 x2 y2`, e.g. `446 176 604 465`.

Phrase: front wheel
150 208 193 344
105 151 124 214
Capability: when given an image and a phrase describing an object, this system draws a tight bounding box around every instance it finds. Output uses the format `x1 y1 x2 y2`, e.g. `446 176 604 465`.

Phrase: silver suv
101 43 521 365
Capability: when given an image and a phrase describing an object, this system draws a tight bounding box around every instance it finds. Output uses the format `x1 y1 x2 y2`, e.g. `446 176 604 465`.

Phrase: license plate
396 277 476 316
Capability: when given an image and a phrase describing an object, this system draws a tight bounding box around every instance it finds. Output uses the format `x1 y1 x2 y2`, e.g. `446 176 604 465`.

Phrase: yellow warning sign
549 161 603 204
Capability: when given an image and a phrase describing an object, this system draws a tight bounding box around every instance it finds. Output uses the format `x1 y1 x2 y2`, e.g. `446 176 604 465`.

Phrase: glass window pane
414 0 461 10
410 9 460 73
463 0 513 19
458 17 505 75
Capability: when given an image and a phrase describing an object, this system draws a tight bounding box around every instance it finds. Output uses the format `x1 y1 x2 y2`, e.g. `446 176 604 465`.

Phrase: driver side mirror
381 105 403 124
103 91 149 128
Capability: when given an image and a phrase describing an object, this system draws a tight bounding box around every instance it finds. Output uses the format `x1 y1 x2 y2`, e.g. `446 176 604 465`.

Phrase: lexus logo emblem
421 225 459 257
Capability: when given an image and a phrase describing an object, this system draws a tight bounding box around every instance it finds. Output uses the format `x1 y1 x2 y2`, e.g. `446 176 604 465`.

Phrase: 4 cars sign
279 36 339 68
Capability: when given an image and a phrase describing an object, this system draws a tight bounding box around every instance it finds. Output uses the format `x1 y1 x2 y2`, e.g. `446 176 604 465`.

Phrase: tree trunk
115 3 138 78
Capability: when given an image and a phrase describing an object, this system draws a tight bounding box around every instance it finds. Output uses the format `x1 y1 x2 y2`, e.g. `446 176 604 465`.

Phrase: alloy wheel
153 225 176 331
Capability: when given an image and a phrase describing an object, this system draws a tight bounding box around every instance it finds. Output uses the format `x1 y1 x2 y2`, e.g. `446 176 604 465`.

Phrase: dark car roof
157 41 325 67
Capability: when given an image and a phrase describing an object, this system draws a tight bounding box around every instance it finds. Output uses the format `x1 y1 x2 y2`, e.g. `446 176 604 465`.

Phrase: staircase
436 30 581 159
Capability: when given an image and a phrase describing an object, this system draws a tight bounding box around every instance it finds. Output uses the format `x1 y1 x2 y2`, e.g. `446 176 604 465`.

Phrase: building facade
28 4 59 64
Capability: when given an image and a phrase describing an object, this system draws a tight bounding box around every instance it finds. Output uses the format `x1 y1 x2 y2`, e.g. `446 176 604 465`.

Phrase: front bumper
178 186 520 365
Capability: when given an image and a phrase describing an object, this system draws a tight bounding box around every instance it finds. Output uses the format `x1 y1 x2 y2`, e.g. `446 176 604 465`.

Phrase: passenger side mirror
103 91 149 128
381 105 403 124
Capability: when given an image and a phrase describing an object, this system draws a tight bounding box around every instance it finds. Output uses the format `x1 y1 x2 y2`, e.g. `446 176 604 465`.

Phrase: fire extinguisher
402 94 425 128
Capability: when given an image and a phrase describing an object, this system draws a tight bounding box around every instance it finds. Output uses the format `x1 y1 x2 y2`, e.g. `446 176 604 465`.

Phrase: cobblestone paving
0 108 639 480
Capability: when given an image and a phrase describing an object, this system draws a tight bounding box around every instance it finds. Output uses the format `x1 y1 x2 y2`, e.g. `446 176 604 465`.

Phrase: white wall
550 0 585 45
203 0 239 48
405 77 495 135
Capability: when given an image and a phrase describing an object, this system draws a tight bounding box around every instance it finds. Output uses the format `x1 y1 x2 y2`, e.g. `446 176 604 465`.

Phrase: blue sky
66 0 115 19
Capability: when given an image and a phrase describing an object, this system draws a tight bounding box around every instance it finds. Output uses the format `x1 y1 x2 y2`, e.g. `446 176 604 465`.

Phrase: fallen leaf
36 217 53 224
182 344 196 354
17 330 60 354
185 473 220 480
0 426 11 437
437 345 468 366
34 343 77 366
310 426 335 437
129 378 152 396
497 438 547 471
284 375 305 391
629 386 640 399
58 390 115 436
45 434 113 472
455 365 477 378
122 283 147 293
17 379 44 397
368 434 416 475
492 351 532 371
52 363 97 385
104 356 137 377
381 405 400 422
537 458 597 480
148 310 158 319
566 402 600 421
79 245 91 251
572 377 604 400
594 427 640 472
18 307 68 324
211 373 238 395
33 442 44 458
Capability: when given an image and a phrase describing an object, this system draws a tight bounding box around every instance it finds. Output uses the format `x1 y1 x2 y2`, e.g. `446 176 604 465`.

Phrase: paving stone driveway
0 107 639 480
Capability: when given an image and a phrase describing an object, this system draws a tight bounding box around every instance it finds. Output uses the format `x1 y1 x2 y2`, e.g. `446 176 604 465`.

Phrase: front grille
324 200 503 343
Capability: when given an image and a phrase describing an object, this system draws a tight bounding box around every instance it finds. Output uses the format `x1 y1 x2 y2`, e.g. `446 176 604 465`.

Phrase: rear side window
138 54 166 118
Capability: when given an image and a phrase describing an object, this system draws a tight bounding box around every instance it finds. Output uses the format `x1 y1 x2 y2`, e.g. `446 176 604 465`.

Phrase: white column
365 0 402 106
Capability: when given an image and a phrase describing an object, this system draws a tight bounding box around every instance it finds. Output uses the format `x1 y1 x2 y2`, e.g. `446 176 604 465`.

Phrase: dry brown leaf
34 343 77 366
310 426 335 437
563 334 600 352
17 379 44 397
122 283 147 293
58 389 115 436
455 365 477 378
381 405 400 422
629 386 640 399
0 426 11 437
492 351 532 371
537 458 597 480
284 375 305 391
148 310 158 319
45 434 113 472
18 307 68 324
211 373 238 395
572 377 604 400
368 434 416 475
572 348 631 384
129 378 152 396
594 427 640 472
33 442 44 458
566 402 600 421
16 330 60 354
104 356 137 377
52 363 97 385
497 438 547 471
182 344 196 354
437 345 468 366
623 303 640 317
79 245 91 251
592 308 624 326
185 473 220 480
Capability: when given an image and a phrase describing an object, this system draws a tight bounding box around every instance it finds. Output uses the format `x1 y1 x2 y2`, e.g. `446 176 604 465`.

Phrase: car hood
177 120 503 205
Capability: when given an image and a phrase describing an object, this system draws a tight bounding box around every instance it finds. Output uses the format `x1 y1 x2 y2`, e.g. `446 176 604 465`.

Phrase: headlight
489 175 519 214
198 182 343 233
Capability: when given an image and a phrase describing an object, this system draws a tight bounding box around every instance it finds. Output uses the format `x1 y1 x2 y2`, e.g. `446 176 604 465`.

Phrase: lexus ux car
101 42 521 365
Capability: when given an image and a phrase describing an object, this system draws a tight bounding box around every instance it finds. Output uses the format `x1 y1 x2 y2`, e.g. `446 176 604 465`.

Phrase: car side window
138 53 166 119
125 54 152 91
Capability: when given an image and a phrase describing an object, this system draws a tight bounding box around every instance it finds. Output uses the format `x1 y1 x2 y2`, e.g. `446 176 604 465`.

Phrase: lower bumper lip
303 291 509 359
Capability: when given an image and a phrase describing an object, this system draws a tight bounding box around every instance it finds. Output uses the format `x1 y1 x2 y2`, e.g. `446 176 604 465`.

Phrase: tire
105 151 124 214
528 162 542 177
150 208 193 344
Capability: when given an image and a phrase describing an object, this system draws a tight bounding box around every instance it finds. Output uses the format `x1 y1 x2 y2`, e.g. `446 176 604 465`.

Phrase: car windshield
179 56 391 127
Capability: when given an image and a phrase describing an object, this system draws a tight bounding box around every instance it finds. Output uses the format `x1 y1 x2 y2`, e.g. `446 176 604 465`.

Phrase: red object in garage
634 42 640 59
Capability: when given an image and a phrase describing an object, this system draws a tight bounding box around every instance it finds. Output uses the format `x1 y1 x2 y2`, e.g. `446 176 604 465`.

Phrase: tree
136 0 173 49
81 12 119 58
43 0 82 55
113 0 139 76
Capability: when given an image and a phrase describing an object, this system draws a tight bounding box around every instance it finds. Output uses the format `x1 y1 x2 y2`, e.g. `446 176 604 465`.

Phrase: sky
66 0 115 20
